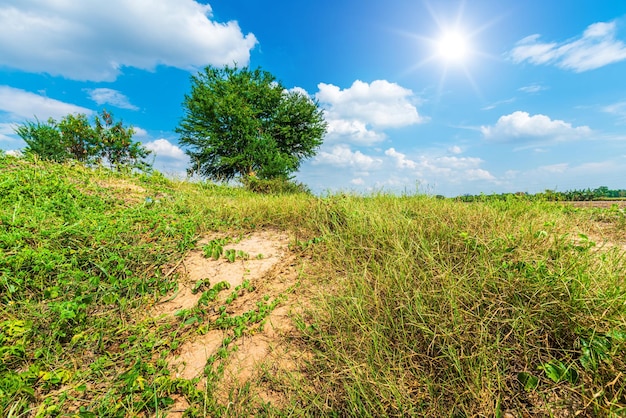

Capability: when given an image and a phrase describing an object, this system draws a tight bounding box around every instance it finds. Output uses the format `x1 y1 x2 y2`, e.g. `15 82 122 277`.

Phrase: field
1 155 625 417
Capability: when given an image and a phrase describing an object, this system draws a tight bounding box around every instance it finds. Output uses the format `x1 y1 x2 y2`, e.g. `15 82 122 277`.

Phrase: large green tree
176 65 327 181
15 110 151 170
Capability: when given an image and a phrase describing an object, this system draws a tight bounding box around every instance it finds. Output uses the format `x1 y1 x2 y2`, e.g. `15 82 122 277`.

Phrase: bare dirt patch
153 230 290 317
157 229 312 416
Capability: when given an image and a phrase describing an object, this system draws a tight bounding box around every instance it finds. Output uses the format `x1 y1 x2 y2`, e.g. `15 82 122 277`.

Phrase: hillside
1 155 625 417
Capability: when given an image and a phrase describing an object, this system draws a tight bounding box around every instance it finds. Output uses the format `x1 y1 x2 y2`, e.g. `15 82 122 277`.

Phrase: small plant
577 331 626 371
197 281 231 307
291 236 323 251
202 238 230 260
191 278 211 294
224 249 249 263
224 248 236 263
537 360 579 384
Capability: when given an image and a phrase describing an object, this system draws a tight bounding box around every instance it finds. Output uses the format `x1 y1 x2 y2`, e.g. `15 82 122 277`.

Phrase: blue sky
2 0 626 196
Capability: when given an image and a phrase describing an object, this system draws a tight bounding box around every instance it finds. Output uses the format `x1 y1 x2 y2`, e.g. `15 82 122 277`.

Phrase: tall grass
299 194 626 416
1 155 624 416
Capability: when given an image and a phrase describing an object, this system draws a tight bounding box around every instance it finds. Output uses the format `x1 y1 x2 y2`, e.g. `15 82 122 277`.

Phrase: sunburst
437 30 469 62
398 1 499 99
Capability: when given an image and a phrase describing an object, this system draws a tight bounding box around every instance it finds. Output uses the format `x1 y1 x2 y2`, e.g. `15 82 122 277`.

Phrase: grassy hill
1 154 625 417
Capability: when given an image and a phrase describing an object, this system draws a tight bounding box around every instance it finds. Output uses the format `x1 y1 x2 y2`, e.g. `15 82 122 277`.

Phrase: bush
241 176 311 194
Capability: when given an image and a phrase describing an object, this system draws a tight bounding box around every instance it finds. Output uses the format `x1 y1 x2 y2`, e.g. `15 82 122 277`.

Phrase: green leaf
183 316 200 326
538 360 578 384
538 360 566 383
517 372 539 391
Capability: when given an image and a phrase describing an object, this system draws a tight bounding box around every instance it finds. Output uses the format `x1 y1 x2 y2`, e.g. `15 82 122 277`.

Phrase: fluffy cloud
316 80 424 145
465 169 496 181
384 150 494 182
85 88 138 110
0 85 92 121
509 21 626 72
144 138 187 160
0 0 257 81
324 118 386 144
300 144 498 196
142 138 190 176
313 144 382 170
385 148 417 169
481 111 591 141
433 156 485 170
132 127 149 137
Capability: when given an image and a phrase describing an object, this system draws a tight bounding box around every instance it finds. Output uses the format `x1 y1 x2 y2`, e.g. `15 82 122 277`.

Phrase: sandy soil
151 229 309 416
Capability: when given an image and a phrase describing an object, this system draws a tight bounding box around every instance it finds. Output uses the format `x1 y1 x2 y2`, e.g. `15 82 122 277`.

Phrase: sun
436 31 469 63
396 0 501 99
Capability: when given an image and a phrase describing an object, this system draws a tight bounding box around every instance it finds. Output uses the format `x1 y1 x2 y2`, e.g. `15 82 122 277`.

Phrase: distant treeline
456 186 626 202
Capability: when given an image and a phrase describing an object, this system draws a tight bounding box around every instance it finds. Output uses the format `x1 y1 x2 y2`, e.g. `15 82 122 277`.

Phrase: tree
15 118 70 162
57 113 99 163
15 110 151 170
176 65 327 181
93 110 151 170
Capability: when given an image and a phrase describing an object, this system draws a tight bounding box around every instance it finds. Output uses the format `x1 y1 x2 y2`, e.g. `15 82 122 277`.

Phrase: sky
2 0 626 196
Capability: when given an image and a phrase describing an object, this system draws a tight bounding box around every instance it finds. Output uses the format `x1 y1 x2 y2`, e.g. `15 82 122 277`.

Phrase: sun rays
396 0 501 100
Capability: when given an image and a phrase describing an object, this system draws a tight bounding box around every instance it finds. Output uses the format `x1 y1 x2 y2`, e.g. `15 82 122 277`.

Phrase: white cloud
324 118 386 145
142 138 190 176
518 84 548 94
316 80 424 145
448 145 462 154
287 86 311 97
0 123 17 142
144 138 187 160
603 101 626 122
313 144 382 170
132 127 148 137
481 97 516 111
509 21 626 72
385 147 417 169
85 88 138 110
465 168 496 181
481 111 591 141
538 163 569 173
0 0 257 81
0 85 92 121
298 144 497 196
434 156 485 170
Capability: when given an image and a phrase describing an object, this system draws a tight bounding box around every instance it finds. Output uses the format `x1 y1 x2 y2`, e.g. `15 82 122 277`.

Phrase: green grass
297 196 626 417
1 155 625 417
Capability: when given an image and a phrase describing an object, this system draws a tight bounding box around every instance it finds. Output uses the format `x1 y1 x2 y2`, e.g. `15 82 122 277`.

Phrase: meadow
1 154 625 417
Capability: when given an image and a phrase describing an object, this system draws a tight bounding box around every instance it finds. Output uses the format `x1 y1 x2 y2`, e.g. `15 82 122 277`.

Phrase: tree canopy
176 65 327 181
15 110 151 171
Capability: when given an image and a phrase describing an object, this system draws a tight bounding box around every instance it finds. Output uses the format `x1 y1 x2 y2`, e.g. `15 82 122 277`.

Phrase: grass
298 196 625 416
1 154 625 417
